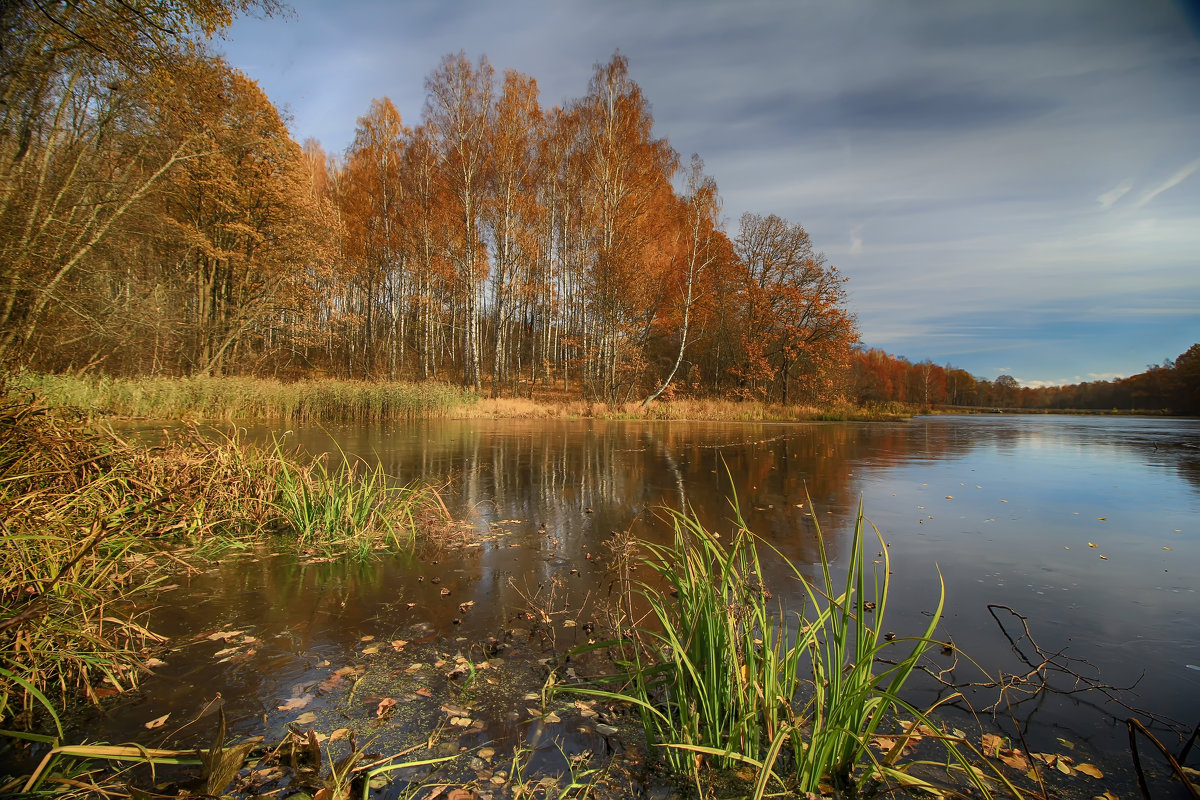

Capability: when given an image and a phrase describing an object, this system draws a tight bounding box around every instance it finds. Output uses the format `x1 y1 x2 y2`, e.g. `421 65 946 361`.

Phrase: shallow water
79 414 1200 795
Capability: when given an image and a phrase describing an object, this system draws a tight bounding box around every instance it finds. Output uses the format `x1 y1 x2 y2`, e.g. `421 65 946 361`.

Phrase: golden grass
13 372 913 423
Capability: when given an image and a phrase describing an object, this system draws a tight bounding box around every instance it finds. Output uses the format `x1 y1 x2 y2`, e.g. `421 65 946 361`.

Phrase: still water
90 414 1199 791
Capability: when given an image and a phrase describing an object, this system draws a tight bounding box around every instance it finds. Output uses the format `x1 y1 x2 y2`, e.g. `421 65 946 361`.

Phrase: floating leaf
999 750 1030 771
1057 737 1075 750
376 697 397 718
1094 792 1119 800
360 635 375 642
277 695 313 711
213 647 239 658
292 711 317 725
1075 763 1104 779
144 713 170 729
362 646 379 655
329 728 350 742
1088 542 1097 548
1097 517 1107 521
1099 555 1108 560
390 639 408 650
207 629 245 641
981 733 1004 755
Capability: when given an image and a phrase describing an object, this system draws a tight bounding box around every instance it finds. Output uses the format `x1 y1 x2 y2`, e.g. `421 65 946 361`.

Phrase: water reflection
104 415 1198 781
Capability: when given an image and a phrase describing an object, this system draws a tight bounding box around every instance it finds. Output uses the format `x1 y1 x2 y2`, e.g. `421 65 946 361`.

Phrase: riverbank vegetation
13 372 913 423
0 385 446 735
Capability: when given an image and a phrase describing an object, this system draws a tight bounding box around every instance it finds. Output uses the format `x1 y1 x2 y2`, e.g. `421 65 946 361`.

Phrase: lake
82 414 1200 796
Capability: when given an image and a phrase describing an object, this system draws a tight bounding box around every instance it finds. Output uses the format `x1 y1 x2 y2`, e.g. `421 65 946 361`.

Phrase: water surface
89 414 1200 794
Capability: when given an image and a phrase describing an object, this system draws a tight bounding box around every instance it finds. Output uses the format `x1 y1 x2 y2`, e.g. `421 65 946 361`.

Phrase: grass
13 372 915 423
566 489 1020 798
13 373 479 422
0 383 447 734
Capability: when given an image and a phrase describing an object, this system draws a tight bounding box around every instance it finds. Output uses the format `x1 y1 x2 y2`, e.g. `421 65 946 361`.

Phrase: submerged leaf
144 713 170 729
376 697 397 718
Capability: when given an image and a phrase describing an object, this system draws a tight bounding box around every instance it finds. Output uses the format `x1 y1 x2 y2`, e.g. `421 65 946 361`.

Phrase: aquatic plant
270 439 445 560
568 493 1015 798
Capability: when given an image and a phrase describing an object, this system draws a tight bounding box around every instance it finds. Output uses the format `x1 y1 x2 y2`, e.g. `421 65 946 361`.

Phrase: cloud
1135 158 1200 208
849 224 864 255
1097 180 1132 210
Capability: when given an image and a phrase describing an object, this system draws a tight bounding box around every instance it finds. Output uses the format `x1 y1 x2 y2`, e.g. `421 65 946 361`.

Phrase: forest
0 0 856 407
2 1 1193 414
849 345 1199 415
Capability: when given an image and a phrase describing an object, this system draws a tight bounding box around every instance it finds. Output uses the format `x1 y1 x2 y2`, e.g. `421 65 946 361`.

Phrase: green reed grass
569 493 1014 798
270 440 440 560
13 373 479 422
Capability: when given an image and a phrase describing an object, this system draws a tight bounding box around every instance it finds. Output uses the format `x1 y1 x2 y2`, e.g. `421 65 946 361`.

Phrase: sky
217 0 1200 387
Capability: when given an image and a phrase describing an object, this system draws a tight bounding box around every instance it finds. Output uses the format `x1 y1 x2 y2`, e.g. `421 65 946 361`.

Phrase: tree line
849 345 1199 415
1 0 856 405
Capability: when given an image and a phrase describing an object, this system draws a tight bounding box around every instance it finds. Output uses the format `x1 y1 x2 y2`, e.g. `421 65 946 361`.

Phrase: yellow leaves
1075 763 1104 779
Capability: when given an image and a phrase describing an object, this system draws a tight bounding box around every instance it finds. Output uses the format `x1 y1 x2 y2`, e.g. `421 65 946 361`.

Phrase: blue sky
218 0 1200 387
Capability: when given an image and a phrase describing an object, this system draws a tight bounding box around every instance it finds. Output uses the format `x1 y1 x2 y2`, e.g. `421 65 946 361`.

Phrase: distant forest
850 345 1199 415
1 1 1194 414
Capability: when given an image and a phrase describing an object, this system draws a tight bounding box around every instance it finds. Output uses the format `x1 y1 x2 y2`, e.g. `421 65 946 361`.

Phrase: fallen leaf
376 697 397 718
362 646 380 655
277 695 313 711
292 711 317 725
1075 763 1104 779
982 733 1004 754
1094 792 1119 800
213 647 239 658
945 495 953 500
360 635 375 642
1099 555 1108 560
1057 737 1075 750
999 750 1030 771
1097 517 1107 521
1088 542 1097 548
144 713 169 729
145 657 167 668
390 639 408 650
415 687 433 698
206 629 245 641
329 728 350 742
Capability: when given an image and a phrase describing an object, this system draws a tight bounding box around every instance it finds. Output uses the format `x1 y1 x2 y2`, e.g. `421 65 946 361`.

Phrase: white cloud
1097 180 1132 210
1134 158 1200 208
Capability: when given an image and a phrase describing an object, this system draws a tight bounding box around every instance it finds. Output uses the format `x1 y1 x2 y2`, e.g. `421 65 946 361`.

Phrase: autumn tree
573 52 679 403
155 52 331 375
339 98 409 377
483 70 543 395
730 213 857 404
642 155 725 406
0 0 273 367
424 52 494 390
